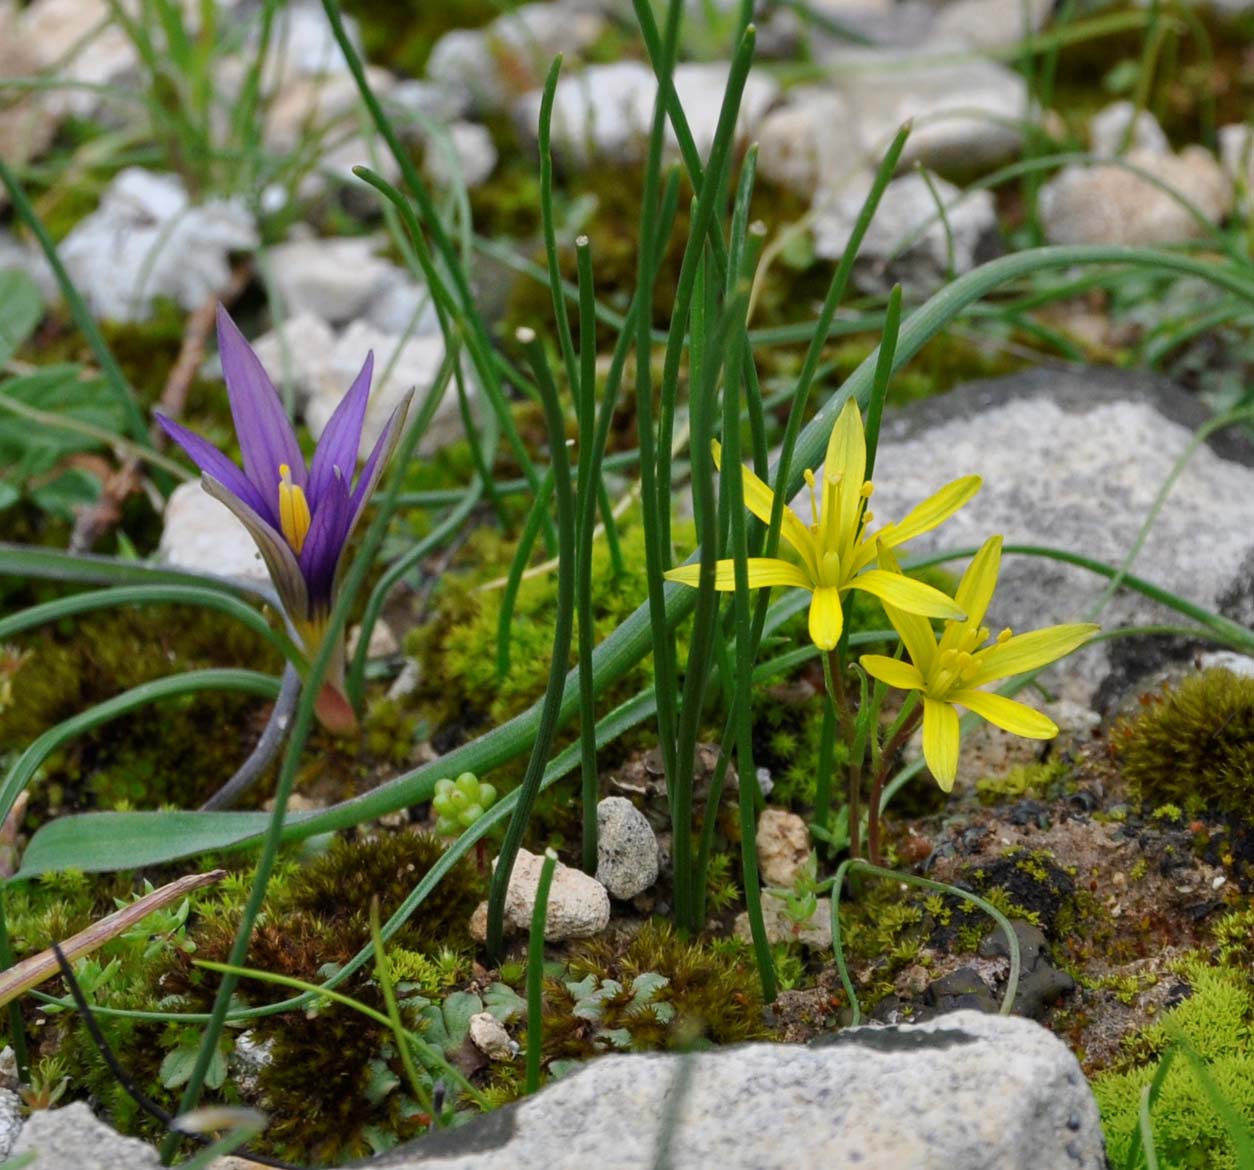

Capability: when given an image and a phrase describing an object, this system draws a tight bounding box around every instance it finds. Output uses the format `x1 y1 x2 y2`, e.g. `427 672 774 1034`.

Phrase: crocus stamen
278 463 311 554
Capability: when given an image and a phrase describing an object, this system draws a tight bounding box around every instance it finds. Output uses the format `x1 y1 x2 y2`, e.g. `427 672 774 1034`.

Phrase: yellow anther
277 463 311 554
997 627 1014 644
860 481 875 499
804 467 819 520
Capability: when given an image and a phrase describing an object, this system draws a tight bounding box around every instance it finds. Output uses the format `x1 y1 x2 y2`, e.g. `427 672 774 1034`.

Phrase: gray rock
11 1101 161 1170
595 796 660 899
366 1011 1104 1169
797 369 1254 706
755 89 856 195
157 481 272 589
813 169 998 295
1040 147 1233 245
1089 101 1169 158
1219 123 1254 211
57 168 257 321
0 1088 22 1158
469 848 610 941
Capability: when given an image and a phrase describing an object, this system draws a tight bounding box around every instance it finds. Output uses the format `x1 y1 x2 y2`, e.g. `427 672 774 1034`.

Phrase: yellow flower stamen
277 463 311 554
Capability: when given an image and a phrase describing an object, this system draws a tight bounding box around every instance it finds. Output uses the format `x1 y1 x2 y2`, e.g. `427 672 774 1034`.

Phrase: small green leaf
0 270 42 367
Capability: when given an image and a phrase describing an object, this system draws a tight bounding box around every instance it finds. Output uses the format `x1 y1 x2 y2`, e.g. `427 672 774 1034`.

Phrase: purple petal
156 412 270 518
299 467 351 613
349 389 414 533
308 351 373 512
202 475 310 624
216 306 306 510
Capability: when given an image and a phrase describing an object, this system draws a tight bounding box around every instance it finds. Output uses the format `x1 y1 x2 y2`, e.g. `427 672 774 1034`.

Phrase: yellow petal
882 603 938 676
954 534 1002 631
879 475 981 549
854 570 966 619
714 440 818 578
860 655 926 692
922 697 960 792
664 558 814 592
966 623 1099 687
950 689 1059 739
808 585 844 650
823 398 866 541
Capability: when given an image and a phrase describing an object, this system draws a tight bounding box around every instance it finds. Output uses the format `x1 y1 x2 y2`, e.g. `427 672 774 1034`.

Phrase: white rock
756 807 810 887
813 169 997 295
517 60 777 167
12 1101 162 1169
1199 651 1254 679
1040 147 1233 245
827 48 1027 176
0 1089 21 1159
735 892 831 949
0 1048 16 1092
57 169 256 321
373 1011 1104 1169
426 122 499 189
267 235 398 326
385 79 472 130
304 321 454 460
1219 123 1254 209
756 89 857 195
0 5 56 179
796 369 1254 706
265 67 396 152
1089 101 1169 157
469 1011 516 1061
347 619 400 661
514 60 655 167
157 481 271 588
23 0 138 119
428 2 608 115
230 1030 275 1099
254 1 364 82
364 276 442 336
929 0 1054 50
469 848 610 941
595 796 659 899
642 62 779 164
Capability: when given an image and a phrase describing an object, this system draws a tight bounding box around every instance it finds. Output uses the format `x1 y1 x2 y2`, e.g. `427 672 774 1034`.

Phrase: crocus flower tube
157 306 411 733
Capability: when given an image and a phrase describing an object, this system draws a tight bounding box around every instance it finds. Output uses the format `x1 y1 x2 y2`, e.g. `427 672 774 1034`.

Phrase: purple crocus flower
157 306 411 733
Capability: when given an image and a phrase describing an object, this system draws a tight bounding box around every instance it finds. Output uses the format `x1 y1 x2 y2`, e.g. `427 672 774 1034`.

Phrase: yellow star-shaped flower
860 535 1099 791
664 398 981 650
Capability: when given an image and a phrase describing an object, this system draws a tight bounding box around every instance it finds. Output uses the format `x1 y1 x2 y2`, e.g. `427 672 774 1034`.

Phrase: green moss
540 920 770 1068
341 0 499 76
407 507 676 730
1094 962 1254 1170
0 604 283 816
975 759 1073 806
1114 669 1254 817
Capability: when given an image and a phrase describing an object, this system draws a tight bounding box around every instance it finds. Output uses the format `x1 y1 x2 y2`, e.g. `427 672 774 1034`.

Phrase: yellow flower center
277 463 311 554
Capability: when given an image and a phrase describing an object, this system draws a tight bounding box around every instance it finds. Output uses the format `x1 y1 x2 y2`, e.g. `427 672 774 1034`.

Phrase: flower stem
822 649 860 861
866 704 922 867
